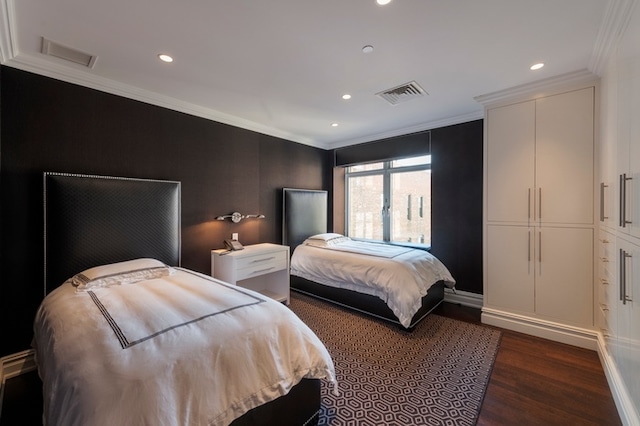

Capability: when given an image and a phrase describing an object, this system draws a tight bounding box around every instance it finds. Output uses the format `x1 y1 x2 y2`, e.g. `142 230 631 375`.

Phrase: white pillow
307 233 346 242
304 234 351 248
69 258 175 290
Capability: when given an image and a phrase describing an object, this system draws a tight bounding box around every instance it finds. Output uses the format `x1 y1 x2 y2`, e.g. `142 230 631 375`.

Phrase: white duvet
291 241 455 328
33 268 336 426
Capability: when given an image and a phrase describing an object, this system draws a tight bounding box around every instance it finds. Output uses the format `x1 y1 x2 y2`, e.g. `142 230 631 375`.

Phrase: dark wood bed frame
43 173 321 426
282 187 445 330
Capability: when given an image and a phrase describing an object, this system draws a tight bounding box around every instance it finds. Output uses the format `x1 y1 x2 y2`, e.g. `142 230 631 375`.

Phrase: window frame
344 155 432 247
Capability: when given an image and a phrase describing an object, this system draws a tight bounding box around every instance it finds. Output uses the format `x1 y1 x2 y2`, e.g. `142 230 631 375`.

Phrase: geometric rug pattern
288 293 501 426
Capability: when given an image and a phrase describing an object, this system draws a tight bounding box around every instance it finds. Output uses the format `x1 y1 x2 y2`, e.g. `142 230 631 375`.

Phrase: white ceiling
0 0 618 149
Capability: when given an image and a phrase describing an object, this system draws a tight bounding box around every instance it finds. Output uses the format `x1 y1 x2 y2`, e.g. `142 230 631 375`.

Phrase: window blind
334 131 431 167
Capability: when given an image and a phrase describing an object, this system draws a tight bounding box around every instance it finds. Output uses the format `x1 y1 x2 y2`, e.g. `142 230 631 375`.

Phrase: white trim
0 349 36 418
1 349 36 381
596 334 640 426
443 288 483 309
589 0 638 76
474 69 599 108
481 307 599 350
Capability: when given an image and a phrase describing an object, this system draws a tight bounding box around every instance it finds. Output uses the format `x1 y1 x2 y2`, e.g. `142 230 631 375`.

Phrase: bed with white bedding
37 173 336 426
34 260 335 426
283 188 455 329
291 234 455 328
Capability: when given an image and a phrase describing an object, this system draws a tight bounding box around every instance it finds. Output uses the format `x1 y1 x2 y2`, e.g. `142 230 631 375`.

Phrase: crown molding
474 69 599 108
325 110 484 150
589 0 638 75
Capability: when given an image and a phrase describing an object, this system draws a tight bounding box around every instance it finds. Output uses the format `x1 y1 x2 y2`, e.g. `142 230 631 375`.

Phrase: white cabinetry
596 3 640 421
617 54 640 239
484 86 596 329
211 243 290 304
614 235 640 408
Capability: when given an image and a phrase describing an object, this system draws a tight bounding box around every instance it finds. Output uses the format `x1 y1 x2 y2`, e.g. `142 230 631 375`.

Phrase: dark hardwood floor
0 302 621 425
433 302 621 426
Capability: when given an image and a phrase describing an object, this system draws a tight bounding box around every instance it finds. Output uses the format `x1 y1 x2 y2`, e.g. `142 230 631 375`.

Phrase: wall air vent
376 81 427 105
41 38 97 68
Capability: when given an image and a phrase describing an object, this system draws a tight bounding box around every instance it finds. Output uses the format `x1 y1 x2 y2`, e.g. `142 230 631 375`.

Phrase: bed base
231 378 320 426
291 276 445 330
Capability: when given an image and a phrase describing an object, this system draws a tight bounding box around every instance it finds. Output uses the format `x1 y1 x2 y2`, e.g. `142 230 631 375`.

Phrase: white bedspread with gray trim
291 243 455 328
33 268 335 426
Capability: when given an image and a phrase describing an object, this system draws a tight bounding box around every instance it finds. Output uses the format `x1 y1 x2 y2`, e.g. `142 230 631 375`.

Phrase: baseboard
596 334 640 426
443 288 483 309
480 307 599 350
0 349 37 418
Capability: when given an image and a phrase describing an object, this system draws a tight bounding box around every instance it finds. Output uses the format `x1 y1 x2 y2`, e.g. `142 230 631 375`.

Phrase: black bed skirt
230 378 320 426
291 276 445 330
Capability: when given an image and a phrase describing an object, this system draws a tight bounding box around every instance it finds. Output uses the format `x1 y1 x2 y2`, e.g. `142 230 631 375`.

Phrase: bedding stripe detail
88 291 130 349
88 271 267 349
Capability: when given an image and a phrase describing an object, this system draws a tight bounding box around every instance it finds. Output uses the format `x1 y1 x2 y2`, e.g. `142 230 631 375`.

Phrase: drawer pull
251 256 276 264
251 267 275 275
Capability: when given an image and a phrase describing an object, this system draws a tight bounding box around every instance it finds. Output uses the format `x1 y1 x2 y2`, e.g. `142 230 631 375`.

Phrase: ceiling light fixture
376 0 392 5
158 54 173 63
530 62 544 70
362 45 374 54
331 123 339 127
342 94 352 100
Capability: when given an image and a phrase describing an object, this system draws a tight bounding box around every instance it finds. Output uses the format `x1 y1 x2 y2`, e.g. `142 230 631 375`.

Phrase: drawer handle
251 256 276 264
251 267 275 275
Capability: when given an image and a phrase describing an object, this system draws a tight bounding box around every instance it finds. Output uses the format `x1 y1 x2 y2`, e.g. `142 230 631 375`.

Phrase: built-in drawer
599 277 613 305
598 303 610 332
236 250 287 281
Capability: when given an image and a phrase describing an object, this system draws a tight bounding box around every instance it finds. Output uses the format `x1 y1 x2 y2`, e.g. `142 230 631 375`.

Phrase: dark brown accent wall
332 120 483 295
0 66 331 356
431 120 483 295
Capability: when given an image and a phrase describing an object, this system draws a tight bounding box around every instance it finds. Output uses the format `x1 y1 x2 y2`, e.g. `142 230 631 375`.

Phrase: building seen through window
346 155 431 247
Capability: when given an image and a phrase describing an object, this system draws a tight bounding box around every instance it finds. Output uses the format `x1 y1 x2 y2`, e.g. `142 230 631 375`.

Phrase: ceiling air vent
41 38 97 68
376 81 427 105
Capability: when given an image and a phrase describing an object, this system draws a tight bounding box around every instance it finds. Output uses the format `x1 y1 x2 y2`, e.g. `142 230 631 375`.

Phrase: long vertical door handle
620 174 633 227
620 174 625 227
624 250 633 303
625 174 633 225
538 188 542 223
538 231 542 276
528 188 531 223
600 182 609 221
620 248 626 304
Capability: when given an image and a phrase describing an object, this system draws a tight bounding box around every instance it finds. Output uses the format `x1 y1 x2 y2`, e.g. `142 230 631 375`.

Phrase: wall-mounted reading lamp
216 212 265 223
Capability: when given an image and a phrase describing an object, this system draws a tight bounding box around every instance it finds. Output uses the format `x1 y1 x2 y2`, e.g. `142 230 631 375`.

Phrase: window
345 155 431 246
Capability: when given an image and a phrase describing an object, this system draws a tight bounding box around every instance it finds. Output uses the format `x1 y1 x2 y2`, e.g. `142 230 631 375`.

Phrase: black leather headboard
44 173 181 294
282 188 328 252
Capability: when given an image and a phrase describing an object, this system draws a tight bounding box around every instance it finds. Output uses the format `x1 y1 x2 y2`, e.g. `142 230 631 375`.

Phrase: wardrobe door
486 224 535 313
486 101 535 224
536 88 594 225
534 226 594 326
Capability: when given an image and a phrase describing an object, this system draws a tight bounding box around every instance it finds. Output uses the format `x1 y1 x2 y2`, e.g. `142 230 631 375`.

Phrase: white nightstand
211 243 290 304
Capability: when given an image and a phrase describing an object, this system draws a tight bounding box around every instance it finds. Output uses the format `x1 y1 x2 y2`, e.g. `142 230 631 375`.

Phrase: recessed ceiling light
377 0 392 5
342 94 352 100
331 123 339 127
362 45 374 54
158 54 173 63
530 63 544 70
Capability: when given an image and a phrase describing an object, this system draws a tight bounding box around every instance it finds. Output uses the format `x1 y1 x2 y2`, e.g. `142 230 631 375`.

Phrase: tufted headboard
44 172 181 295
282 188 328 253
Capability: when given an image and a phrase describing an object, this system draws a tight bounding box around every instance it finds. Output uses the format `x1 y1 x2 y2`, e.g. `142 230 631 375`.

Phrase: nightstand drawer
236 251 287 280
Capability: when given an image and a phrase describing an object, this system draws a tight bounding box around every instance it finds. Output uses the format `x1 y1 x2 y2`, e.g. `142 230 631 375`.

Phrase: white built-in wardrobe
479 2 640 422
598 1 640 423
479 76 599 349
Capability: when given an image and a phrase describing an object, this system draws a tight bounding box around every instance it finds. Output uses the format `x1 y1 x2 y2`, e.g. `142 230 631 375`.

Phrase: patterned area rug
288 293 501 426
